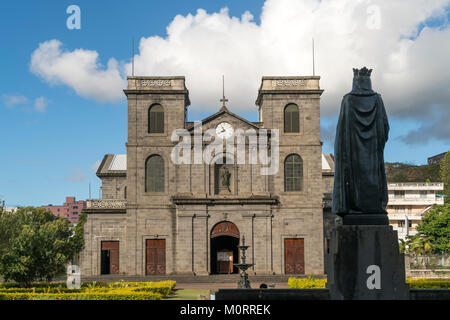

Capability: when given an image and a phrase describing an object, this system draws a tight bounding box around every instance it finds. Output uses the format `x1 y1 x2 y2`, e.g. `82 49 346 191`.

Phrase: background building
3 206 19 213
41 196 86 224
427 152 447 165
386 182 445 240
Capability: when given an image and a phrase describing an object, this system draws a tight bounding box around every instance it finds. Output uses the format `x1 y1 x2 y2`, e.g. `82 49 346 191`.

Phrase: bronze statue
332 67 390 225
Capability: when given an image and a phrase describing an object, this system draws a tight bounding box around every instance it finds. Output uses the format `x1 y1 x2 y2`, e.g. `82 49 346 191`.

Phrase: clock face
216 122 234 139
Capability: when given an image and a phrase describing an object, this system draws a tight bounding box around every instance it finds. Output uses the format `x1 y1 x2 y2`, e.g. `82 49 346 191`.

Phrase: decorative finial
220 75 228 110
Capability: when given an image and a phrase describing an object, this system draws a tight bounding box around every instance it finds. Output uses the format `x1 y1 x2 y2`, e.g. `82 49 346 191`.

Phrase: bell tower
256 76 325 274
122 76 190 275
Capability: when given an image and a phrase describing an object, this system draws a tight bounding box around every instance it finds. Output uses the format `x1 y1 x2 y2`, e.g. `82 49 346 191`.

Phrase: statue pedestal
218 188 231 195
342 213 389 225
326 225 409 300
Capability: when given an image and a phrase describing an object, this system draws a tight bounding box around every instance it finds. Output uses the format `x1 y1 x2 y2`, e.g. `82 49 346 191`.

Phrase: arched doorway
210 221 240 274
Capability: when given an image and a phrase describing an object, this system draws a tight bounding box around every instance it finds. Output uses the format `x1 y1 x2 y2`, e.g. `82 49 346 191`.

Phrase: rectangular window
396 206 405 213
394 191 405 198
398 220 405 227
420 191 427 198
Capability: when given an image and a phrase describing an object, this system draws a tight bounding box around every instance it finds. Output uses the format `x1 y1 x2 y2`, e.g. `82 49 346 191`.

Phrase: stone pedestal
326 225 409 300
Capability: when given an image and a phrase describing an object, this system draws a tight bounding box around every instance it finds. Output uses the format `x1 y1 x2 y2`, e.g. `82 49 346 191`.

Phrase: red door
146 239 166 275
101 241 120 274
284 238 305 274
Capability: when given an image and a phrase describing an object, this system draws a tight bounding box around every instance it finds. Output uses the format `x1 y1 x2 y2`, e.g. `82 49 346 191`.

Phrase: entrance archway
210 221 240 274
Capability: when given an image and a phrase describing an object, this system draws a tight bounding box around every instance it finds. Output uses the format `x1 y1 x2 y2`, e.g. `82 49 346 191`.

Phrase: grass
165 289 210 300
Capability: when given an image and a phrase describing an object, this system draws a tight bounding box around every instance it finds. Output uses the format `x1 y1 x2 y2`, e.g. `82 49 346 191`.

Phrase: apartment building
387 182 444 240
41 196 86 224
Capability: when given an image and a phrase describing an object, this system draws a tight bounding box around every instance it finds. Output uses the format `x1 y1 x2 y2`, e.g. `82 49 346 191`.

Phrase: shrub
0 280 176 300
407 278 450 289
287 277 450 289
288 277 327 289
0 291 162 300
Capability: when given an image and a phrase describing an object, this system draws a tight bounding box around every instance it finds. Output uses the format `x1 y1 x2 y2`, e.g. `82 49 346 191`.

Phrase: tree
0 207 85 287
440 151 450 204
406 204 450 254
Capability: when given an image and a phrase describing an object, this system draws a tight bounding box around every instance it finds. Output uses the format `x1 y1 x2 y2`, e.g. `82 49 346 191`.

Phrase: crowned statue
332 67 390 225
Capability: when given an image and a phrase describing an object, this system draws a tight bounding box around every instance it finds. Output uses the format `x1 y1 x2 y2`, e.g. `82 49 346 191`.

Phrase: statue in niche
219 165 232 193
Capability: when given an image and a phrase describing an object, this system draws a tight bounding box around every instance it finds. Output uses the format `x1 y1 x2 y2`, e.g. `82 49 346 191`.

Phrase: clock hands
217 123 233 138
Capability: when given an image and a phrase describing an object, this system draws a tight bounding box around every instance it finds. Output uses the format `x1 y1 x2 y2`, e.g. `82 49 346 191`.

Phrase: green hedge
288 277 327 289
406 278 450 289
288 277 450 289
0 282 67 289
0 291 162 300
0 280 176 300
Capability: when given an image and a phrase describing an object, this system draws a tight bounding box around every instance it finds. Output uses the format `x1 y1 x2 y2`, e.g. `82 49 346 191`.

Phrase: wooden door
284 238 305 274
101 241 119 274
146 239 166 275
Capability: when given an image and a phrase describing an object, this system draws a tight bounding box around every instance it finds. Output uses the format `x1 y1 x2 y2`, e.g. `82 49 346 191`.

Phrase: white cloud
30 40 126 103
34 97 49 113
30 0 450 142
66 168 86 182
2 95 29 108
129 0 450 144
126 0 450 119
91 160 102 173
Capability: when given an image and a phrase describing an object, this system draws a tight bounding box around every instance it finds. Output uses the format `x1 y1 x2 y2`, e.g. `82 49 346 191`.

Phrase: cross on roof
220 96 228 107
220 75 228 110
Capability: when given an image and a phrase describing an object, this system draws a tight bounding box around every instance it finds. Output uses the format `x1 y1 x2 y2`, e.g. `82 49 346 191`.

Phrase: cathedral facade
80 75 332 276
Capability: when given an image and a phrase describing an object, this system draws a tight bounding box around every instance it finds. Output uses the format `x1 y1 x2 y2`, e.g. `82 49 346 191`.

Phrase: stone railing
86 199 126 210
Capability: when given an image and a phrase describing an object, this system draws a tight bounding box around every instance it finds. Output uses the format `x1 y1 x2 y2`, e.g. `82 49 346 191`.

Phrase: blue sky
0 0 448 206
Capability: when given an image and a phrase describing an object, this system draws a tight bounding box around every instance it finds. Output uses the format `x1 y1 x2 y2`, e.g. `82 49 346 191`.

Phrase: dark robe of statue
332 67 390 220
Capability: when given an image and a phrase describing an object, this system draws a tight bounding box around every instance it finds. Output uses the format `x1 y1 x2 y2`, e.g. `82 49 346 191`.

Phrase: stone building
427 152 447 165
81 75 332 276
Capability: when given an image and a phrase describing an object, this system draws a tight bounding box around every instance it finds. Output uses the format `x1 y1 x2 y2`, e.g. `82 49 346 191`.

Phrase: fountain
233 236 254 288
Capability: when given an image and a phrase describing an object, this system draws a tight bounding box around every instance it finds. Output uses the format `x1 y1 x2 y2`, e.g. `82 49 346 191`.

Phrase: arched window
285 154 303 192
284 104 299 133
148 104 164 133
145 155 165 192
